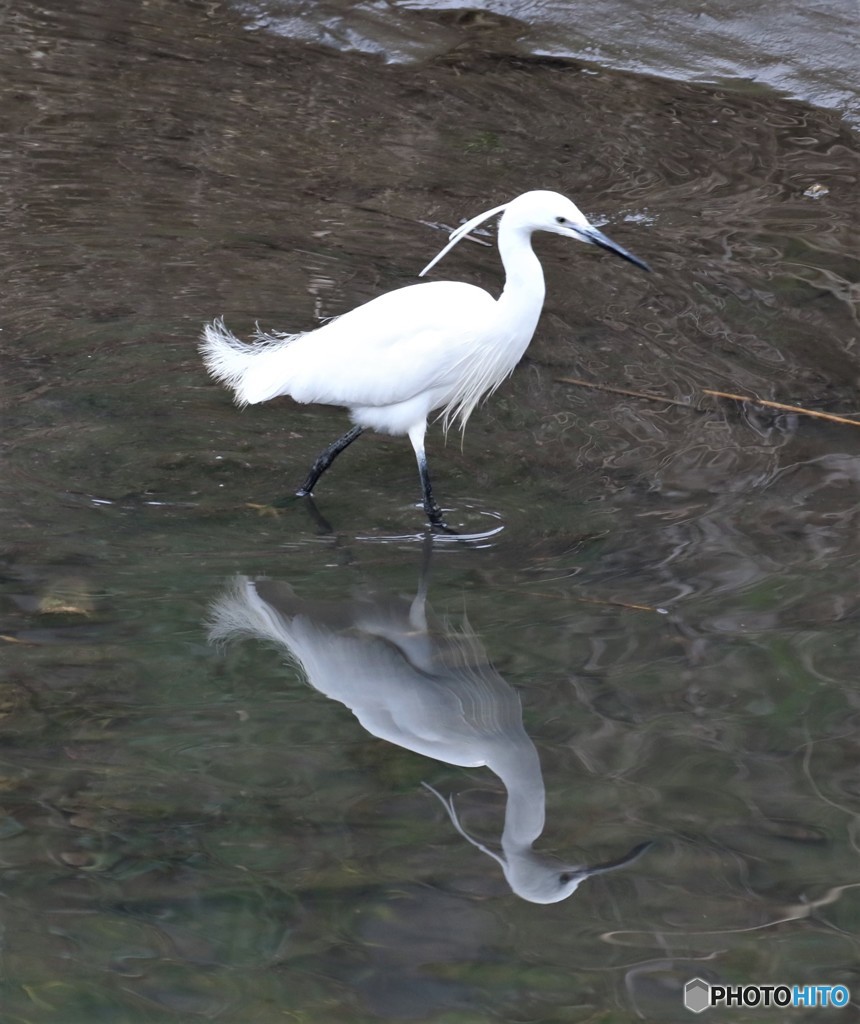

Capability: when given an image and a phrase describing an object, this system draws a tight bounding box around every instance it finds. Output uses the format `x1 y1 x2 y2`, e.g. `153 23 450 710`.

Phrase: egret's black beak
583 226 651 272
581 840 654 878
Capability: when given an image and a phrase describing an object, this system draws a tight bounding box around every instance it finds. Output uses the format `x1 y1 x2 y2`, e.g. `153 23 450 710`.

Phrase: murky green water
1 2 859 1021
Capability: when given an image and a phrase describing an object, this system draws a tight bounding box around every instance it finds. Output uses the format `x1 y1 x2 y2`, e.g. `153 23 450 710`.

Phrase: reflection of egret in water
207 570 650 903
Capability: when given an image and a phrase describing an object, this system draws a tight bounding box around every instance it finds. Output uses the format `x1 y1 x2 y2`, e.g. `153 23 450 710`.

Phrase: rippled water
238 0 860 126
1 1 859 1021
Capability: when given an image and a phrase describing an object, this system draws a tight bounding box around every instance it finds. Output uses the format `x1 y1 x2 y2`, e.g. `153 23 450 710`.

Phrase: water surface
239 0 860 126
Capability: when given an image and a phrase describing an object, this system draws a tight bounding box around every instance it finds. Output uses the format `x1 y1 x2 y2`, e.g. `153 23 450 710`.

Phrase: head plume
418 200 509 277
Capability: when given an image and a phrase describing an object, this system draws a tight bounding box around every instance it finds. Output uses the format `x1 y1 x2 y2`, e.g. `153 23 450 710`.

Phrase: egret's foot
426 504 458 535
271 493 304 508
429 520 459 535
294 487 311 498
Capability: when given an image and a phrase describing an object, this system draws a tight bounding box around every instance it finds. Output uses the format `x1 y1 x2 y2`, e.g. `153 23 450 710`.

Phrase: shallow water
1 1 859 1021
239 0 860 126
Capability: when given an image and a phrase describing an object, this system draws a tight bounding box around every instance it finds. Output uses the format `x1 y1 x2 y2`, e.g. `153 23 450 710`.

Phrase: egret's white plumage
202 280 500 434
200 190 649 526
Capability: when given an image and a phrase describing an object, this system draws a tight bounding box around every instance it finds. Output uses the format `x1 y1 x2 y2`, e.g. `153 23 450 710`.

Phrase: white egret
200 190 649 528
207 569 651 904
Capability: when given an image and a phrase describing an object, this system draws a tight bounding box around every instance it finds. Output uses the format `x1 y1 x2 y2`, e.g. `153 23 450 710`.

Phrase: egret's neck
485 738 547 851
497 223 545 329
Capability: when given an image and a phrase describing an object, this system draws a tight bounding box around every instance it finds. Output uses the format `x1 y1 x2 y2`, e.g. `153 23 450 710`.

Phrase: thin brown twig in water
601 880 860 944
574 595 669 615
496 587 667 615
702 389 860 427
556 376 693 408
557 377 860 427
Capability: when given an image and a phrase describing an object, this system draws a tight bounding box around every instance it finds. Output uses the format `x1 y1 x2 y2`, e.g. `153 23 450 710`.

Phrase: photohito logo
684 978 850 1013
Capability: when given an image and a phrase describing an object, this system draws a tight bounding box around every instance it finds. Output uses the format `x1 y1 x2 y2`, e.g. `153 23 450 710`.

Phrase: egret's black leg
296 425 364 496
408 422 455 532
418 453 458 533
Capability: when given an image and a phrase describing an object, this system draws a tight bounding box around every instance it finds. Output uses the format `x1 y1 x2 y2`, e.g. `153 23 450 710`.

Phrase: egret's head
501 839 655 904
500 853 591 904
419 189 650 278
508 190 651 272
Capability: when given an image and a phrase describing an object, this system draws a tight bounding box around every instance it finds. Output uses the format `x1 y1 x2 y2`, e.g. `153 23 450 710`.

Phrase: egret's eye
555 216 566 224
559 872 574 884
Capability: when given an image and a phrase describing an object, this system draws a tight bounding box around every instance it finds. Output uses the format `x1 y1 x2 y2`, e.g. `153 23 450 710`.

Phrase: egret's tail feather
207 576 292 649
199 317 301 406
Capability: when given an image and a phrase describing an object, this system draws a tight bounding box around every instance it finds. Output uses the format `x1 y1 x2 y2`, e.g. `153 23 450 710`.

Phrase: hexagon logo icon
684 978 710 1013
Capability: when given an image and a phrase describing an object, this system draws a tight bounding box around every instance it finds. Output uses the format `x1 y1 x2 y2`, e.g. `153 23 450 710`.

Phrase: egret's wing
209 578 497 767
281 280 496 408
352 703 487 766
